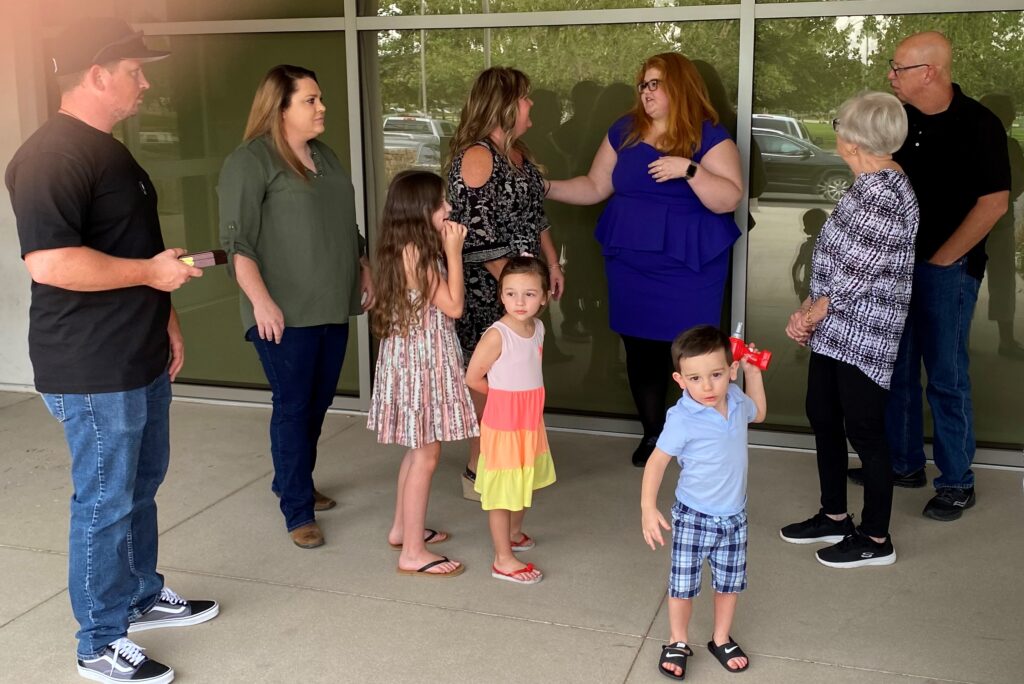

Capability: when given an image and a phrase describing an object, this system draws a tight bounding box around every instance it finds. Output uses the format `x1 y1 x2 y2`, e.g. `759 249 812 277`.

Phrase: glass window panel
361 0 734 17
366 21 739 417
118 32 358 393
748 11 1024 447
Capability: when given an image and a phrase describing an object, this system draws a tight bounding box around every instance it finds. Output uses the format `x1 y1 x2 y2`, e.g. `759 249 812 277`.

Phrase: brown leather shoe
313 488 336 511
290 522 324 549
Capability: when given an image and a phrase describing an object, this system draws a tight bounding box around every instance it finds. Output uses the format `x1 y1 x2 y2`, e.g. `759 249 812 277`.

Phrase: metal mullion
731 0 755 350
754 0 1024 20
134 18 346 36
342 0 373 412
355 5 741 32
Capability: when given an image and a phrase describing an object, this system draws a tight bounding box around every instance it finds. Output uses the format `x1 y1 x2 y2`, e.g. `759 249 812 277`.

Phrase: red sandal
491 562 543 585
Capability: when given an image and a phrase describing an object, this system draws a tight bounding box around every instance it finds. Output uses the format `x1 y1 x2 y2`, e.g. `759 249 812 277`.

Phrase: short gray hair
833 91 908 156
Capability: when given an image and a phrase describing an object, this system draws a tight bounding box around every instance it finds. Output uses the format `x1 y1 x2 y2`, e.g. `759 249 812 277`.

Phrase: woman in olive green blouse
219 64 374 549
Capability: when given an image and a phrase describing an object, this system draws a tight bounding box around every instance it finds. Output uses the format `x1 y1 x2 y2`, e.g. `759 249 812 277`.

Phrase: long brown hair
448 66 536 171
243 64 319 179
372 171 446 339
621 53 718 157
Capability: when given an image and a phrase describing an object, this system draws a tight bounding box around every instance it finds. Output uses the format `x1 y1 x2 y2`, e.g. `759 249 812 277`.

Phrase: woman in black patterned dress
447 67 564 500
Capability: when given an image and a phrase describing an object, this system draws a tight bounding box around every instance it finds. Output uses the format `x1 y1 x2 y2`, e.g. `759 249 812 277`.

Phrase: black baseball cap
50 18 170 76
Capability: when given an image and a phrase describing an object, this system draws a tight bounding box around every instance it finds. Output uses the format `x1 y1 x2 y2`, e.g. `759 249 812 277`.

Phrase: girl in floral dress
368 171 479 577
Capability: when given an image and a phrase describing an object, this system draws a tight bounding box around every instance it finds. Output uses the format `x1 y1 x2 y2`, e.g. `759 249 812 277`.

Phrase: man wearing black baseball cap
6 18 217 684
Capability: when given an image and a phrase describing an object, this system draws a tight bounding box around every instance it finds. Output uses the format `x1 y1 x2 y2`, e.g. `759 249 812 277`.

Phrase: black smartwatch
684 162 698 180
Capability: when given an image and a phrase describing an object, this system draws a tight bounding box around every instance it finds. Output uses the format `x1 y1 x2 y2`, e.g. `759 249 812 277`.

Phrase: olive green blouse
218 136 365 334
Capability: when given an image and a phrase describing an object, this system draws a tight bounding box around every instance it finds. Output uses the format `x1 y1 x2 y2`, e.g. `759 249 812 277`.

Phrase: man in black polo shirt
848 31 1009 522
6 18 218 683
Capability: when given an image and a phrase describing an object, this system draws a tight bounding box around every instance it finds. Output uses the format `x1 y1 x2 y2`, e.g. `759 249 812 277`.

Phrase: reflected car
753 129 852 202
383 115 456 170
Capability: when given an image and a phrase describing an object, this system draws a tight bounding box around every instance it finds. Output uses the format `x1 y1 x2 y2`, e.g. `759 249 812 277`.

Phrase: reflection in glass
121 32 359 392
367 22 739 417
749 12 1024 446
360 0 733 18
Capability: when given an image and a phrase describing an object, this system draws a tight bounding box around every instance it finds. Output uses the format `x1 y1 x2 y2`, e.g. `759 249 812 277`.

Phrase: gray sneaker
128 587 219 633
77 638 174 684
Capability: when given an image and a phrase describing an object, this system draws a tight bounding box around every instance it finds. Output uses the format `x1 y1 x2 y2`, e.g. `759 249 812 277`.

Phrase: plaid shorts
669 502 748 599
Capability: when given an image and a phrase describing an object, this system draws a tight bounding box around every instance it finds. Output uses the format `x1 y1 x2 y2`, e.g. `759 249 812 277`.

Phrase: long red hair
620 53 718 157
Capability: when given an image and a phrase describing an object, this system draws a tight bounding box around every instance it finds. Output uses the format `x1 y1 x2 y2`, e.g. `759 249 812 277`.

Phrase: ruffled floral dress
368 272 479 448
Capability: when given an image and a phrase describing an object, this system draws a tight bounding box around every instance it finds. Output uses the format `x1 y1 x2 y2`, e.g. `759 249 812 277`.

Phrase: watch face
686 162 698 179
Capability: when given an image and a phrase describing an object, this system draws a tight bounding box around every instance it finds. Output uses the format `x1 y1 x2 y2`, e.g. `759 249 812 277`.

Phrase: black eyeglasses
637 79 661 93
888 59 929 76
831 118 840 131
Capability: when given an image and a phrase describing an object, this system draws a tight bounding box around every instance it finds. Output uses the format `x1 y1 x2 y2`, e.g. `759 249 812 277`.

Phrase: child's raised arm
741 357 768 423
640 447 674 550
465 327 502 396
429 221 467 319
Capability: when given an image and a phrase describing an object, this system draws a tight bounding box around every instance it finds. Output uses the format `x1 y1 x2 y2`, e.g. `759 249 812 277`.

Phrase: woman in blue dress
547 52 744 467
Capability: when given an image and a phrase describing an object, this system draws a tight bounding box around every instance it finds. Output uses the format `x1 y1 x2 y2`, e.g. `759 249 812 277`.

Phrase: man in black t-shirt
848 31 1010 523
6 18 217 683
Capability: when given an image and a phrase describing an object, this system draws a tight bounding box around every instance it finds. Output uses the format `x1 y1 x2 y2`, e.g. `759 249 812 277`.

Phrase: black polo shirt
5 115 170 394
893 84 1010 280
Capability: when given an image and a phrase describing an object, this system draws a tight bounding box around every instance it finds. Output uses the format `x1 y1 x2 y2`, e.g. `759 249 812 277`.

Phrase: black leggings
806 352 894 539
621 335 675 440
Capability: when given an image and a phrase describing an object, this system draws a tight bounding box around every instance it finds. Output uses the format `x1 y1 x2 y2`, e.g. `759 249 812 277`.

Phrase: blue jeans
41 373 170 659
248 324 349 531
886 259 980 490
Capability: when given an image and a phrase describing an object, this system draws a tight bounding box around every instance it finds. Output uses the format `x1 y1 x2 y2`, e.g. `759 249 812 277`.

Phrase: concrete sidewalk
0 390 1020 683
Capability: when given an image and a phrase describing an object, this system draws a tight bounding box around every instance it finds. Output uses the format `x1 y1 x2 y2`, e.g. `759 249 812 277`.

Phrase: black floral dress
448 139 549 357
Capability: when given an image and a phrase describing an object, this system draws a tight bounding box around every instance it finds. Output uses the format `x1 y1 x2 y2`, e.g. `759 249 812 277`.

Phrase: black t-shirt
893 84 1011 279
5 115 170 394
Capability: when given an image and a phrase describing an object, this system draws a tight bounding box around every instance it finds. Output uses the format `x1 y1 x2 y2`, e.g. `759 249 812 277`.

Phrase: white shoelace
159 587 187 606
108 637 146 667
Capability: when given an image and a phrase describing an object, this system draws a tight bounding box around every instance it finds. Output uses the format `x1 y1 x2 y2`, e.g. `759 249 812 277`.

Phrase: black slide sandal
707 637 749 673
658 642 693 680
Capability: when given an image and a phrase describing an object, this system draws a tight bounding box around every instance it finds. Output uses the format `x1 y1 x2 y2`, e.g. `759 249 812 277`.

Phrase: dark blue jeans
248 324 349 531
886 259 980 490
41 373 170 659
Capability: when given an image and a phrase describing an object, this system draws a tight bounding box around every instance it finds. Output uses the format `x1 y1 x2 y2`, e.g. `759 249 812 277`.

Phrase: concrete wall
0 5 42 390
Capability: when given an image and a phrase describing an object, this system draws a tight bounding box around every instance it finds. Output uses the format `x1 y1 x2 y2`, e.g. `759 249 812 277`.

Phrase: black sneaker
127 587 219 634
848 467 926 488
631 436 658 468
922 487 976 521
816 530 896 568
779 511 855 544
77 638 173 684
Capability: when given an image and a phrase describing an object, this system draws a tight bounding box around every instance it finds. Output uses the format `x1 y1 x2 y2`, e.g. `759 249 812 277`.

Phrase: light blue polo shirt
656 384 757 517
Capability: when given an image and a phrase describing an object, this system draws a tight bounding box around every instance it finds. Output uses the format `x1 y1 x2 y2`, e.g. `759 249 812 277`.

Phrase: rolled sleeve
218 146 267 277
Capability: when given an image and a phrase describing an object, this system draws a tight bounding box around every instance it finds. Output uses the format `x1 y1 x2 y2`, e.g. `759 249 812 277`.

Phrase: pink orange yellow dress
475 320 556 510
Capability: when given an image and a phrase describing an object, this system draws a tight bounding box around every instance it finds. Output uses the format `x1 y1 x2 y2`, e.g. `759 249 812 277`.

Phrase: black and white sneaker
128 587 219 633
816 530 896 568
922 487 976 521
77 638 173 684
779 511 855 544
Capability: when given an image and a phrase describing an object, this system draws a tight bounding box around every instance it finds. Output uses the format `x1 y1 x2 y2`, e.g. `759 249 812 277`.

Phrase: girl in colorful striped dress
367 171 479 578
465 256 557 585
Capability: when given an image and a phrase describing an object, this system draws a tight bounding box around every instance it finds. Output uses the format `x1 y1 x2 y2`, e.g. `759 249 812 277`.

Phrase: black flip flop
707 637 749 673
658 641 693 680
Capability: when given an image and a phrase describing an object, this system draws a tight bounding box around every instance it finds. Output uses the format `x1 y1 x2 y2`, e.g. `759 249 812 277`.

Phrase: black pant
806 352 893 538
621 335 675 440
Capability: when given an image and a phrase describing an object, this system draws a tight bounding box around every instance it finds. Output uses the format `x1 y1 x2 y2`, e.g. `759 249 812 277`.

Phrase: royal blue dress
596 116 741 341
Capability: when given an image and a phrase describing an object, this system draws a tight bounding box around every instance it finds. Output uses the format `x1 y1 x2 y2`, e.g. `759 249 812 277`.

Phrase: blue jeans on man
41 372 171 659
248 323 349 532
886 258 980 490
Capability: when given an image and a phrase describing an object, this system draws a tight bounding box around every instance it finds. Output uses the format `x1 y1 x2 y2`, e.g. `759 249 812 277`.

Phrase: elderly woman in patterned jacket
779 91 919 569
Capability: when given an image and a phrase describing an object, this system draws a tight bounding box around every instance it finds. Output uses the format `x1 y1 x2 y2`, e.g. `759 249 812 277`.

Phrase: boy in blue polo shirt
641 324 767 680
